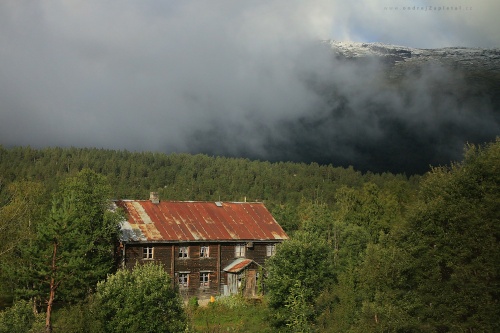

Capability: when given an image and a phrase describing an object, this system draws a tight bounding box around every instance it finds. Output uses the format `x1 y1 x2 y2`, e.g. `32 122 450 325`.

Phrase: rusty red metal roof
223 258 258 273
115 200 288 242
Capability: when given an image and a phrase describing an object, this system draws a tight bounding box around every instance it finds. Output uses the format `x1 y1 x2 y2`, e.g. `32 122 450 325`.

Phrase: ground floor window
178 272 189 288
200 272 210 287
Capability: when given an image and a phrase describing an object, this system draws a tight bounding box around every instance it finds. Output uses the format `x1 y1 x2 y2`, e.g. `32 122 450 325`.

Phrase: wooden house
115 193 288 300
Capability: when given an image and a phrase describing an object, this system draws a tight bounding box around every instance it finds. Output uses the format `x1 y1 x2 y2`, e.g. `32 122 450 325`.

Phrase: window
200 245 209 258
178 272 189 288
235 243 245 257
143 246 153 259
178 246 189 258
200 272 210 287
266 244 276 257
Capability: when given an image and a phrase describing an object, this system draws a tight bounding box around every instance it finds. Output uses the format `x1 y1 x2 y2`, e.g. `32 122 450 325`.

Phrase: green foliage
399 139 500 332
0 181 45 256
282 140 500 332
266 231 334 330
347 139 500 332
5 140 497 332
190 296 271 333
271 203 301 234
348 237 418 333
299 200 335 241
188 296 199 312
0 169 123 333
0 300 43 333
316 267 358 333
0 181 45 303
284 282 315 333
50 302 96 333
257 266 265 295
16 169 121 304
91 263 186 333
0 146 414 208
213 294 247 309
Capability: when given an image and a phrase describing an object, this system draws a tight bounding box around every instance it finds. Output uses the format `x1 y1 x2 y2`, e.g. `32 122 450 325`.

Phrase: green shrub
214 295 247 309
0 300 37 333
50 302 101 333
188 297 199 312
91 263 187 333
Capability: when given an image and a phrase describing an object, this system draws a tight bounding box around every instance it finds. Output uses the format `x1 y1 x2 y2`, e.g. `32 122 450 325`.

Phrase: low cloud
0 1 498 174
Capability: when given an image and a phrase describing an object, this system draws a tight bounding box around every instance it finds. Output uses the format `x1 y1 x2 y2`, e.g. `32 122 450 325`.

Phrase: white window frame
266 244 276 257
200 245 210 258
235 243 246 257
200 272 210 287
143 246 154 259
178 246 189 258
178 272 189 288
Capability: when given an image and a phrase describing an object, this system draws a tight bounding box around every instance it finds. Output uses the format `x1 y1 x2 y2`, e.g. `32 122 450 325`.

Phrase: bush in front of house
90 263 187 333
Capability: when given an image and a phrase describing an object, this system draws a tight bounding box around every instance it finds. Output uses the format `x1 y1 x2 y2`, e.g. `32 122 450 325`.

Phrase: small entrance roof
223 258 260 273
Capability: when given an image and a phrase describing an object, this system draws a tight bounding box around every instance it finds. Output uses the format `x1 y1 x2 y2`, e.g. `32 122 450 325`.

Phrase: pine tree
15 169 121 332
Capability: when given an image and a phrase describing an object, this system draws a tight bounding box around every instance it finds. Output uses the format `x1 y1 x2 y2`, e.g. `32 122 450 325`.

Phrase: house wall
123 241 279 300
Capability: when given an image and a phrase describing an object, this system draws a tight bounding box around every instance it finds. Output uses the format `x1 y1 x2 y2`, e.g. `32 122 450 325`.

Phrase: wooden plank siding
117 199 288 300
123 242 278 300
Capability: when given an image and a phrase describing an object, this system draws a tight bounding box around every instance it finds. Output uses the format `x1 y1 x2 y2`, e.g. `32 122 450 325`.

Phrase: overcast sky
1 1 499 174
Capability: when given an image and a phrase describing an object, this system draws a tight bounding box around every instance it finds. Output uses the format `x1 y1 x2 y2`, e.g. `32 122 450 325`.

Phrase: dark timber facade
115 194 287 300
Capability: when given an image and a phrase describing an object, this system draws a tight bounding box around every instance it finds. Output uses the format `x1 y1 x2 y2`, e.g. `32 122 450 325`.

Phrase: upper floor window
143 246 154 259
200 272 210 287
266 244 276 257
200 245 210 258
235 243 245 257
178 272 189 288
179 246 189 258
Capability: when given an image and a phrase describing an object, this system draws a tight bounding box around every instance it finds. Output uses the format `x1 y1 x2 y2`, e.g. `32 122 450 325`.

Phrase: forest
0 138 498 332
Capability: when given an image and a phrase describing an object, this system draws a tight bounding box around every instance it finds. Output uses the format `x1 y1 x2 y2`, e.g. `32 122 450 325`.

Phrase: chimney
150 192 159 204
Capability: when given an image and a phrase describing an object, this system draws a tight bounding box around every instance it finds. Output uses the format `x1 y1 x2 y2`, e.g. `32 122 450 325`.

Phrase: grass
1 295 274 333
188 296 273 333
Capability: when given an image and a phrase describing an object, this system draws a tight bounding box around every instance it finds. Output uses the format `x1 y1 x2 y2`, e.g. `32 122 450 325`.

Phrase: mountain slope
253 41 500 174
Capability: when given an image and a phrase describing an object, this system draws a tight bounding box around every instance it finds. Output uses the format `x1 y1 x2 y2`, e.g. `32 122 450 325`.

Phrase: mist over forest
1 2 499 175
188 41 500 174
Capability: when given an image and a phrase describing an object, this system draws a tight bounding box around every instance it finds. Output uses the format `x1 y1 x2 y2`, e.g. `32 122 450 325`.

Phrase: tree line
0 145 418 206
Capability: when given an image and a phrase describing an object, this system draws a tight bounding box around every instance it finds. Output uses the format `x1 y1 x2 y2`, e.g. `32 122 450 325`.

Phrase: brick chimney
149 192 159 204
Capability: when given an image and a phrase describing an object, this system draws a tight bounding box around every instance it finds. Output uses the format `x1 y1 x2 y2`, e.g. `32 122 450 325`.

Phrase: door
244 269 257 297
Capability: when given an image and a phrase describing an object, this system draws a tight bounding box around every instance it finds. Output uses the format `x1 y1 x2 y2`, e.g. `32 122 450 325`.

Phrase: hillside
255 40 500 174
0 146 416 207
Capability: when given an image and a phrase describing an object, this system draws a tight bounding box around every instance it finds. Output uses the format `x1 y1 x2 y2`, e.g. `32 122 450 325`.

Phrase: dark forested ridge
0 145 417 208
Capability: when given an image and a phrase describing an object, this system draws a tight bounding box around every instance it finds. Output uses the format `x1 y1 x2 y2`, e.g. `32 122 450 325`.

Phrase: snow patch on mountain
322 40 500 73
